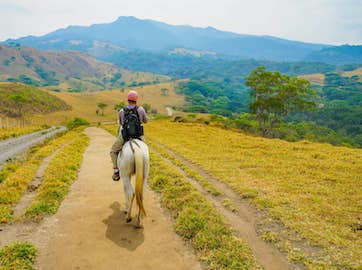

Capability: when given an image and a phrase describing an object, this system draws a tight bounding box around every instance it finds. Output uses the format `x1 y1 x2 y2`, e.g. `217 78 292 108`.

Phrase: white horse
117 139 149 228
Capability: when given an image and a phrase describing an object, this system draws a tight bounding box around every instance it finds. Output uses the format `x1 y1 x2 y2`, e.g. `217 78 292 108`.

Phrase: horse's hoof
126 217 132 223
135 224 143 229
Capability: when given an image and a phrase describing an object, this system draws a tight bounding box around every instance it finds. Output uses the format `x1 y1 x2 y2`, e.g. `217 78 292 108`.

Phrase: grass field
342 68 362 81
0 125 46 141
300 68 362 86
299 73 325 85
0 45 169 91
25 132 89 219
149 151 260 270
0 129 83 223
0 127 89 270
0 82 70 118
30 82 185 125
145 120 362 269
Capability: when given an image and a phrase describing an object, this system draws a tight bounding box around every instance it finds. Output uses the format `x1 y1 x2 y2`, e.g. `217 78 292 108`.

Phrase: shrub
0 242 37 270
66 117 89 130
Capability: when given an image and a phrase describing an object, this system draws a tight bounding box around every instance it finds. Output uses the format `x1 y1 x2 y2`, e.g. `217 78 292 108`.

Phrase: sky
0 0 361 45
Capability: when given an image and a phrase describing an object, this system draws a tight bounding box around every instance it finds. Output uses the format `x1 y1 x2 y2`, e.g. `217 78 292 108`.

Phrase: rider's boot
112 169 120 181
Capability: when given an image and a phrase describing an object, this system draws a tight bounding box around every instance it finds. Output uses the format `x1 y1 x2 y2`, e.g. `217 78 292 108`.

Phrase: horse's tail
134 145 146 217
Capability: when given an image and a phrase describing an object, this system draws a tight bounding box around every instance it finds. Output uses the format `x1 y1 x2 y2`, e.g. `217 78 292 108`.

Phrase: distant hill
0 45 168 91
342 67 362 80
29 82 185 125
100 50 337 80
305 45 362 65
4 16 329 62
0 82 70 117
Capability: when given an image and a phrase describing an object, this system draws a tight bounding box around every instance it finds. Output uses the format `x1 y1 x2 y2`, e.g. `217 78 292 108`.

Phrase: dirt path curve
0 126 66 168
33 127 202 270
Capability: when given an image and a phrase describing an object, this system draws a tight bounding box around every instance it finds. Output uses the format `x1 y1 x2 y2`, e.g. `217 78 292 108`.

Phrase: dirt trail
149 139 299 270
14 127 201 270
0 126 66 168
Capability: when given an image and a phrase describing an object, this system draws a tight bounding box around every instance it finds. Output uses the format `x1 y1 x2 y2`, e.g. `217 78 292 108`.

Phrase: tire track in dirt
12 138 75 219
149 139 300 270
0 126 66 169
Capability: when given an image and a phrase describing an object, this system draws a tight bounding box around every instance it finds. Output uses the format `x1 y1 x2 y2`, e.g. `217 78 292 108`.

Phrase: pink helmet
127 90 138 102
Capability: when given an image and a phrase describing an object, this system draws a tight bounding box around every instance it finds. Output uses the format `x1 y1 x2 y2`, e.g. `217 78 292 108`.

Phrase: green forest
176 69 362 148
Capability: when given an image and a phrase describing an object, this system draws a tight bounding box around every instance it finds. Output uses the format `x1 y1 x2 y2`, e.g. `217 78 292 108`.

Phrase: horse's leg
127 194 135 223
136 154 149 228
135 208 142 228
122 175 134 222
135 172 147 229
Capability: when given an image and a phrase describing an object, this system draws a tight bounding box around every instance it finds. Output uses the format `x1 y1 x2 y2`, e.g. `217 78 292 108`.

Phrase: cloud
0 2 29 13
0 0 361 44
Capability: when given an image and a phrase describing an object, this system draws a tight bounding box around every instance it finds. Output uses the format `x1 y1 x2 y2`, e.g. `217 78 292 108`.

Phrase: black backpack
121 106 144 141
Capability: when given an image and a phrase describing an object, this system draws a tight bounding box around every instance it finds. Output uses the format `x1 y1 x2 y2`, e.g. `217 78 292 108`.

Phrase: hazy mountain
4 16 329 62
0 45 168 91
305 45 362 65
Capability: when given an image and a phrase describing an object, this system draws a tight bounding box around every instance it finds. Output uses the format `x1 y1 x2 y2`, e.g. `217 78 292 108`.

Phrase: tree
246 66 316 136
114 102 125 111
161 88 169 96
10 93 29 120
142 103 151 113
97 102 108 116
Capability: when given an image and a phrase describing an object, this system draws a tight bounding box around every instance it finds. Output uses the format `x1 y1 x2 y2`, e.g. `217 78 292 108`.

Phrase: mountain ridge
4 16 330 62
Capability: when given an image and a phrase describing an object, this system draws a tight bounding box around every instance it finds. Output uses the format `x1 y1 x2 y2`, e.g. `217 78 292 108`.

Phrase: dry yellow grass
146 120 362 269
299 68 362 85
342 68 362 81
30 82 185 125
0 45 168 91
0 126 45 141
299 73 325 85
0 129 81 223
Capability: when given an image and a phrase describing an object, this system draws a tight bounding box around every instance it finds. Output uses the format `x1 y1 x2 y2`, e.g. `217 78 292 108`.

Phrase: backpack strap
134 106 141 123
129 105 141 123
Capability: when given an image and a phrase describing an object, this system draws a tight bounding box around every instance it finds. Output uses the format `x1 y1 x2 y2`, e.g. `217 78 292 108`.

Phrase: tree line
178 67 361 147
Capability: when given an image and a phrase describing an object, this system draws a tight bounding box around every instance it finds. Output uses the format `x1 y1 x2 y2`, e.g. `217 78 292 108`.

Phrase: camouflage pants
110 135 145 169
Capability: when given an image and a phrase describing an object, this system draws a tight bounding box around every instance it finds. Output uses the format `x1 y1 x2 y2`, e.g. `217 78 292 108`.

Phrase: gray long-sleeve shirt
118 105 148 126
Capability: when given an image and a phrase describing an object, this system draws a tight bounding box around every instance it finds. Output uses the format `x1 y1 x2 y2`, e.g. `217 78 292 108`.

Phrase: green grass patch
0 82 70 117
0 125 48 141
0 129 80 223
0 205 12 223
101 124 118 136
149 151 260 270
25 133 89 219
0 242 37 270
0 163 20 184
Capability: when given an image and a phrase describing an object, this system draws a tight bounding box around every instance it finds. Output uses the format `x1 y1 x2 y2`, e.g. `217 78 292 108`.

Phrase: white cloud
0 0 361 44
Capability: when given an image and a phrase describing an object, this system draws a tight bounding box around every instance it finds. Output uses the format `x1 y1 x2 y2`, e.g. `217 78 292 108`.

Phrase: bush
66 117 89 130
0 242 37 270
142 103 151 113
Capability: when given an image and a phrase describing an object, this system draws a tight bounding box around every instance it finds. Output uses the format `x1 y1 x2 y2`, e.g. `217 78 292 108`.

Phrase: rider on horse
110 90 148 181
